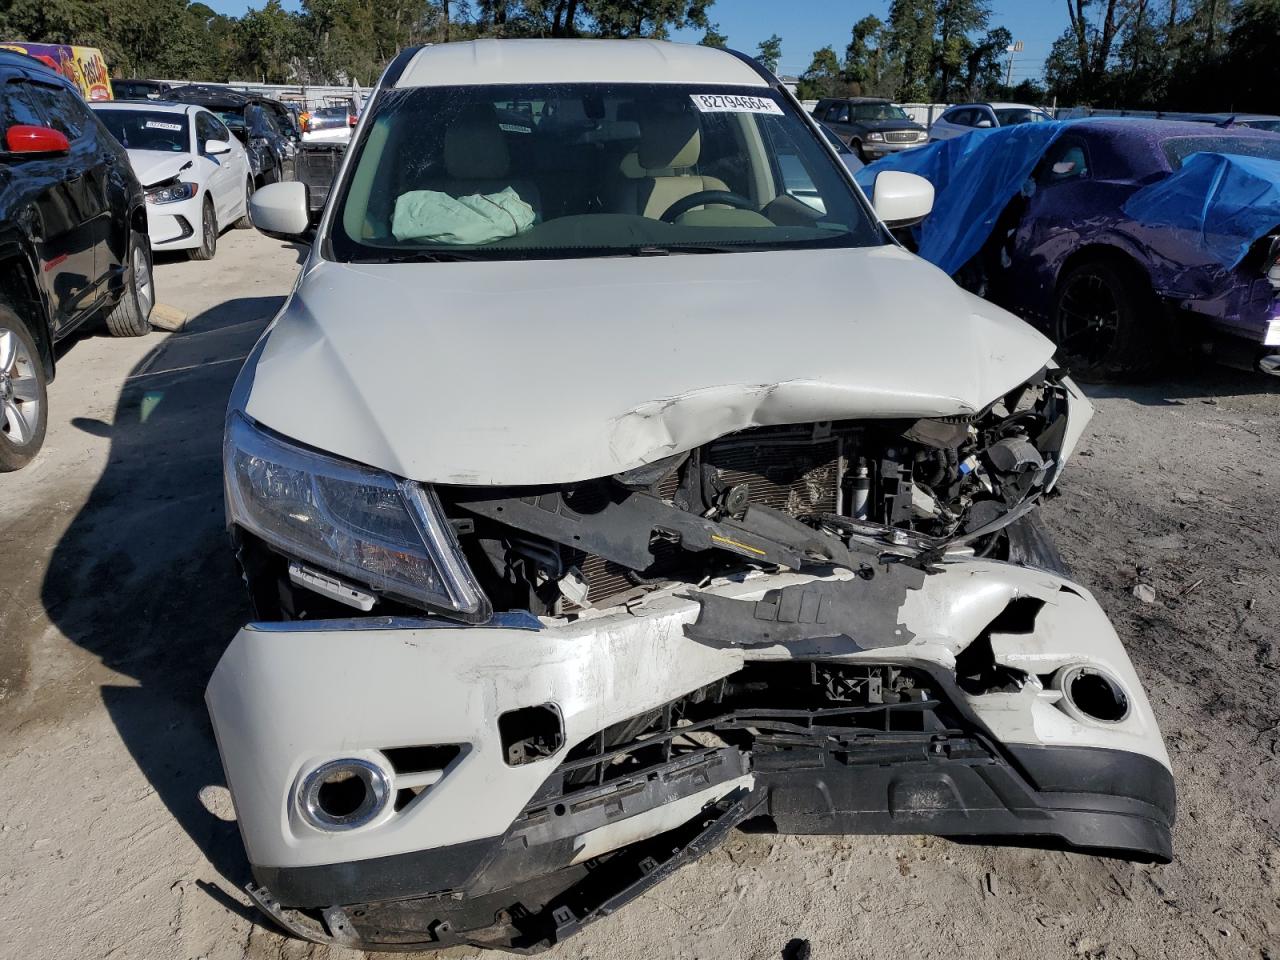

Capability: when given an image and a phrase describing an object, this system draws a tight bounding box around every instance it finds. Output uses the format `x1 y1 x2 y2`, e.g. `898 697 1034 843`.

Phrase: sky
205 0 1066 82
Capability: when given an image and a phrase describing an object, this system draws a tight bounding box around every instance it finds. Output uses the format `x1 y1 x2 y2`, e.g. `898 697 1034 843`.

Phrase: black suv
167 85 297 185
813 97 928 162
0 50 152 472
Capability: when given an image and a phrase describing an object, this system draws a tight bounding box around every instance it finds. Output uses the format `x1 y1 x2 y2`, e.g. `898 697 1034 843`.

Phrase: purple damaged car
984 120 1280 379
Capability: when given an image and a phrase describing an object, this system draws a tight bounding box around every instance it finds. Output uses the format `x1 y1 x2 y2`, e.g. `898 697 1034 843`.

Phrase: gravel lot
1 230 1277 960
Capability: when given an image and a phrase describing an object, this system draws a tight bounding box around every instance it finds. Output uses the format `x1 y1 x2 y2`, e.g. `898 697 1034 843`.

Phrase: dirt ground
1 230 1277 960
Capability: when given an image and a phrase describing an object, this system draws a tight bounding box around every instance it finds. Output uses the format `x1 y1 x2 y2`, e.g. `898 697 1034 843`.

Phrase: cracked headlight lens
223 412 489 621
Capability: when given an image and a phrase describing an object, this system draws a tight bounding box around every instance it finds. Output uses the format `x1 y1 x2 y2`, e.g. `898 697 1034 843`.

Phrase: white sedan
91 101 253 260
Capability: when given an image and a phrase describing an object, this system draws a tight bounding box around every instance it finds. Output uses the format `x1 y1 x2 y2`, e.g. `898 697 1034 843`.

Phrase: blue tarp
855 121 1068 276
1122 151 1280 268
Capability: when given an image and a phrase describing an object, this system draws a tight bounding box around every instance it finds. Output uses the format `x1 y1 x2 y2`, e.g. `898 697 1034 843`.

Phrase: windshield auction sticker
144 121 184 131
690 94 784 115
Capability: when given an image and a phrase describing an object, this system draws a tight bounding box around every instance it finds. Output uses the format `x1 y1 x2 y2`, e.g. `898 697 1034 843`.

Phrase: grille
705 432 841 517
885 130 919 143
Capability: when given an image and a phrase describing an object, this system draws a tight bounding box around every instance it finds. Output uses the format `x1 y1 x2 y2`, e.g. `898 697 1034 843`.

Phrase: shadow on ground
39 291 285 891
1081 363 1280 405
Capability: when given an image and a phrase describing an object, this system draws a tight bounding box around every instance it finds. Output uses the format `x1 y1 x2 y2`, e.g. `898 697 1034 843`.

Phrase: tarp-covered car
857 119 1280 379
209 40 1174 953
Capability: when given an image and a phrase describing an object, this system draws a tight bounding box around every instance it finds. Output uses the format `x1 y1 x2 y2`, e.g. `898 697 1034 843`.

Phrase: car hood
128 150 195 188
244 245 1055 486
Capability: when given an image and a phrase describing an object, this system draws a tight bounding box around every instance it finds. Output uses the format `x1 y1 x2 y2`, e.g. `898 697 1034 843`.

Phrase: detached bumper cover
207 561 1174 953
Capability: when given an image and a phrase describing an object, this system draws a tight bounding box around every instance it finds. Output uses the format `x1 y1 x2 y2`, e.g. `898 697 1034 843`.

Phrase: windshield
1163 135 1280 167
310 107 352 131
95 109 189 152
331 83 880 262
850 103 908 122
995 108 1051 126
1241 119 1280 132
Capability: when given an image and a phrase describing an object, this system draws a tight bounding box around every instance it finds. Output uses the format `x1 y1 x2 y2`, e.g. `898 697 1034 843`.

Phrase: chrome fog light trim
1055 665 1131 724
297 758 391 831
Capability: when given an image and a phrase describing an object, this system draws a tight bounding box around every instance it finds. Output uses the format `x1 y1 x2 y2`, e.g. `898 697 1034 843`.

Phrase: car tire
234 178 254 229
1053 259 1158 382
261 160 279 185
189 196 217 261
850 139 867 163
105 233 155 337
0 308 49 472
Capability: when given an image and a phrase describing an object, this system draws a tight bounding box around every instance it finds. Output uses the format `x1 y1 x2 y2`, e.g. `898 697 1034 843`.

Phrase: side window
210 116 233 142
26 83 86 140
944 108 969 126
1038 138 1091 185
975 108 996 127
0 80 45 129
196 112 218 149
830 104 850 123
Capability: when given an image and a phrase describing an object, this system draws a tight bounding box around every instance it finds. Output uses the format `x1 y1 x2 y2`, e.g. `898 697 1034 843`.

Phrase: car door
195 109 238 225
209 113 250 210
20 77 110 330
1004 135 1107 316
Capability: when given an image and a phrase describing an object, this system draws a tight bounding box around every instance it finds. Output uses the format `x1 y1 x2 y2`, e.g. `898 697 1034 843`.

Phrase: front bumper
862 138 928 157
146 195 202 249
208 560 1173 953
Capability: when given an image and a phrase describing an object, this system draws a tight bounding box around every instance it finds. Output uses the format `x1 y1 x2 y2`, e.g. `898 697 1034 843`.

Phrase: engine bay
237 368 1076 623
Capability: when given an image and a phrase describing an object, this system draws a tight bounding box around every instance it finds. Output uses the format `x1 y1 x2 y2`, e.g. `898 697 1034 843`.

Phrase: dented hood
127 150 194 188
245 245 1054 485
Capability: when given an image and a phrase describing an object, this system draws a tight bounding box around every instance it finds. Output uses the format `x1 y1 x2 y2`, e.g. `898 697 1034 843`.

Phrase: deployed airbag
392 187 535 244
1122 151 1280 268
855 121 1066 275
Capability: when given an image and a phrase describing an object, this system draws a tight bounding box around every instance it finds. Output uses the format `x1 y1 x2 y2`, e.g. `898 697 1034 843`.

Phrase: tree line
3 0 1275 111
787 0 1280 110
0 0 718 86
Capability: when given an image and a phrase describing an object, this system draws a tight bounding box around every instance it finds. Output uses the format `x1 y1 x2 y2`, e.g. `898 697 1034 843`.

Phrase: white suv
210 39 1173 954
929 101 1055 141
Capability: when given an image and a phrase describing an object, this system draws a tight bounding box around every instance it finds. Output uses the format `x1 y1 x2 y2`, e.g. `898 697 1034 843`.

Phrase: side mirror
5 124 70 156
204 138 232 155
250 181 310 240
975 119 995 128
872 171 934 228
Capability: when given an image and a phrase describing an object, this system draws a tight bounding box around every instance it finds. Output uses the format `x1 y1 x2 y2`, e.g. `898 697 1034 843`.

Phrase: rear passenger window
26 84 87 140
0 80 45 129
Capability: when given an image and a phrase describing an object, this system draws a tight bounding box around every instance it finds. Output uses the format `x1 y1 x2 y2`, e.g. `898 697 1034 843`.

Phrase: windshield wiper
631 244 760 256
349 250 489 263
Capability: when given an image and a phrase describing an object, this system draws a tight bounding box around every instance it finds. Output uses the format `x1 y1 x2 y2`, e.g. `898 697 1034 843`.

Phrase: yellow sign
0 42 115 101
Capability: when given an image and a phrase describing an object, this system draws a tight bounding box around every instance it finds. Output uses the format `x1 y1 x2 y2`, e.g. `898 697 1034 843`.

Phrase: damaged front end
209 360 1173 953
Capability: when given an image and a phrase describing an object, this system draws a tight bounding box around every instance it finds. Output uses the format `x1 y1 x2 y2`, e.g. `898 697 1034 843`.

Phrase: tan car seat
615 107 729 219
418 103 541 217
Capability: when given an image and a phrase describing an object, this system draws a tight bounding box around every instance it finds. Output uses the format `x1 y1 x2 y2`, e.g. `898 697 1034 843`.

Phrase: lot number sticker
690 94 784 116
145 121 184 131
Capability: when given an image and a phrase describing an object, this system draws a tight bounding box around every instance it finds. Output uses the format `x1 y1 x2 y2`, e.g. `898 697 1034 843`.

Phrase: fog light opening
1062 666 1130 723
298 758 390 830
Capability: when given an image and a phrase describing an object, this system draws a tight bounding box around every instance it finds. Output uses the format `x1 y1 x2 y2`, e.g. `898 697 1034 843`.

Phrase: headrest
444 104 510 179
638 107 701 171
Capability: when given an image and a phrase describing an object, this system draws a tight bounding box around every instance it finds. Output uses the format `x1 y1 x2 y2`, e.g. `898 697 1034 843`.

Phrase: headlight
868 132 885 142
145 181 197 204
223 412 490 622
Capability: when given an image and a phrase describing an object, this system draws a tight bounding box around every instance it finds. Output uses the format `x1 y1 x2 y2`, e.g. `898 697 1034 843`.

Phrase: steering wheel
658 190 757 223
